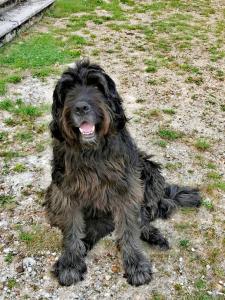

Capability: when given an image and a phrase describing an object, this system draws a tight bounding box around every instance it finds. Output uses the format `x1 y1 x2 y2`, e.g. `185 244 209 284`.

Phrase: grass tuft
194 138 211 151
158 128 183 140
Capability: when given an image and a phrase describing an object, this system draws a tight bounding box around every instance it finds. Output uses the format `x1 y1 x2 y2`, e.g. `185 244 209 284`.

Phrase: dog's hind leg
82 208 114 252
140 207 169 249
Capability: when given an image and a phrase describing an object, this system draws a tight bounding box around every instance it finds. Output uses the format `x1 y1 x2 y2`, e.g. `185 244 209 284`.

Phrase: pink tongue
79 122 94 133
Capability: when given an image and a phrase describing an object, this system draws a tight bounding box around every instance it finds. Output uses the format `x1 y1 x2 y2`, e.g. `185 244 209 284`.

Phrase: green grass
201 199 214 211
0 151 22 159
165 162 182 170
195 279 207 290
158 128 183 140
155 140 168 148
0 99 48 118
7 278 17 290
212 181 225 192
19 225 61 253
13 163 27 173
0 74 23 95
19 231 35 243
162 108 176 115
195 138 211 151
0 131 8 141
49 0 104 17
0 33 77 70
134 108 161 119
145 59 158 73
207 171 222 180
68 34 87 45
5 252 14 264
50 0 125 20
0 195 15 210
206 162 217 170
179 239 190 248
179 63 201 74
185 76 204 85
16 131 33 142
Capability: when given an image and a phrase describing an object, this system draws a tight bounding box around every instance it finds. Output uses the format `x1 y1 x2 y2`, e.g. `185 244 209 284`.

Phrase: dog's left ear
104 74 127 131
87 69 127 131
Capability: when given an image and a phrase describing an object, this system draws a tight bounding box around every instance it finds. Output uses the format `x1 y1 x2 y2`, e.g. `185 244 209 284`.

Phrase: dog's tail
158 185 201 219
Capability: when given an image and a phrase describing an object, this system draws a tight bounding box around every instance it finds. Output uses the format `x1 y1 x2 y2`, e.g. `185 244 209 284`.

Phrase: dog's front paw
124 257 153 286
53 254 87 286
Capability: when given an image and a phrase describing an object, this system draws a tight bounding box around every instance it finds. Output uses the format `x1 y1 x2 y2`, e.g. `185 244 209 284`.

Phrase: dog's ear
102 73 127 131
87 69 127 131
50 71 78 140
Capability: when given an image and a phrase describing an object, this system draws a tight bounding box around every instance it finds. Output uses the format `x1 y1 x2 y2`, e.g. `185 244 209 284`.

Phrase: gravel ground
0 1 225 299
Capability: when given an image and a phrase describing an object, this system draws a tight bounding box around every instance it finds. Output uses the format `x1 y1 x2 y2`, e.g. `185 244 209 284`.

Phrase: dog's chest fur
63 150 133 209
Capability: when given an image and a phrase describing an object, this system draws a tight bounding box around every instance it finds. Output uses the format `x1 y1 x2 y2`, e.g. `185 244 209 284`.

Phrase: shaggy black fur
45 59 201 287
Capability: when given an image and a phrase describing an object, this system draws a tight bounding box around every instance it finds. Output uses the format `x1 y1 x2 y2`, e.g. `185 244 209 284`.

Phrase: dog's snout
75 101 91 115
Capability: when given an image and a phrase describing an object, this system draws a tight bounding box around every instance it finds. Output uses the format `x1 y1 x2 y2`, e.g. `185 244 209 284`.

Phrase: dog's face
62 85 110 144
51 60 127 147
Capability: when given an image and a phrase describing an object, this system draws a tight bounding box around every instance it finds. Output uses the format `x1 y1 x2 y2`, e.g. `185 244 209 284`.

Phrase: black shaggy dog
45 59 201 287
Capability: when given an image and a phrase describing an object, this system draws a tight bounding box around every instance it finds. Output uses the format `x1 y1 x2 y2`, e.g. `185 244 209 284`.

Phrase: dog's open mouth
79 122 95 140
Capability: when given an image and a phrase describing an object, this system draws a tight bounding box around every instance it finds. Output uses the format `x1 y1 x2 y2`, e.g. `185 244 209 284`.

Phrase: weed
155 140 167 148
195 278 207 290
19 225 61 253
7 278 17 289
201 199 214 211
5 252 14 264
195 139 211 151
207 172 222 180
68 34 87 45
185 76 204 85
162 108 176 115
158 128 183 140
145 59 158 73
179 239 190 248
4 118 18 126
0 195 15 210
165 162 182 170
0 131 8 141
13 163 27 173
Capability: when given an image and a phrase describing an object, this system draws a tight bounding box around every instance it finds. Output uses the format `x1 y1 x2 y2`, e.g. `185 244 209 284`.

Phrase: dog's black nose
75 101 91 114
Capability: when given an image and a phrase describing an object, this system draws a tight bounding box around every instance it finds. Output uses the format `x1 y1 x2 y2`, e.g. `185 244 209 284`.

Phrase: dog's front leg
113 202 152 286
53 209 87 286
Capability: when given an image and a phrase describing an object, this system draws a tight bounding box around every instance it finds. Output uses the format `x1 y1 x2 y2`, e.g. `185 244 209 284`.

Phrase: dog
44 59 201 286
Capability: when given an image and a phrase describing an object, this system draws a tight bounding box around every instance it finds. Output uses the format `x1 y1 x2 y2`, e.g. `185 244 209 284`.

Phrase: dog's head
50 59 127 146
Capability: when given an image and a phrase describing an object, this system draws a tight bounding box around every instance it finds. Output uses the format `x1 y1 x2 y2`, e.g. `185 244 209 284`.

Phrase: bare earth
0 1 225 299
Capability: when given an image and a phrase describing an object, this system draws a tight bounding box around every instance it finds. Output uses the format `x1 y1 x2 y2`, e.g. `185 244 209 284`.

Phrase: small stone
3 248 12 254
105 275 111 281
206 264 211 270
0 220 8 228
16 265 24 273
191 248 195 252
22 257 36 271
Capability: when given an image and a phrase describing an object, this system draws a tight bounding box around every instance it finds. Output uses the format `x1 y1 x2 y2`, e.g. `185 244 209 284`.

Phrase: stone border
0 0 55 47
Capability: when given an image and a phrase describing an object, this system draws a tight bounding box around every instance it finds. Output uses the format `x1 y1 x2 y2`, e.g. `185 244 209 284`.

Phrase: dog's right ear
50 71 78 141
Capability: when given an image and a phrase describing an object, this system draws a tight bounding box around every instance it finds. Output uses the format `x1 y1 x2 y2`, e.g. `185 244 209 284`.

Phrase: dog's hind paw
124 258 153 286
53 255 87 286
